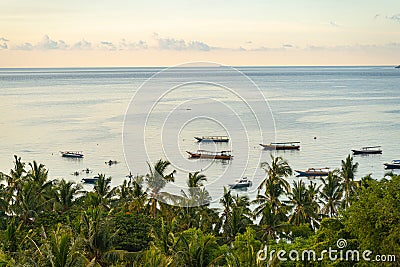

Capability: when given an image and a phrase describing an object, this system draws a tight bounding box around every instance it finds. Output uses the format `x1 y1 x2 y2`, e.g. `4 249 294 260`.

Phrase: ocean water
1 65 399 205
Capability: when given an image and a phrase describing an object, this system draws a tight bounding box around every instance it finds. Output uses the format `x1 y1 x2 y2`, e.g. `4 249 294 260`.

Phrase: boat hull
229 183 252 189
195 137 229 142
260 144 300 150
384 163 400 169
187 152 232 160
352 149 382 155
295 171 329 177
82 178 98 184
62 153 84 158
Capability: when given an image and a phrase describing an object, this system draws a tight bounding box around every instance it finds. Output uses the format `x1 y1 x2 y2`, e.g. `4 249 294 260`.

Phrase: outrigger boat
228 177 252 189
60 151 84 158
352 146 382 155
259 142 300 150
384 160 400 169
194 136 229 142
186 150 233 160
295 168 330 177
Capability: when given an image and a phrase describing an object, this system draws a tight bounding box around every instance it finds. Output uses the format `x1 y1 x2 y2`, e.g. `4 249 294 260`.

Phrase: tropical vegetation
0 155 398 266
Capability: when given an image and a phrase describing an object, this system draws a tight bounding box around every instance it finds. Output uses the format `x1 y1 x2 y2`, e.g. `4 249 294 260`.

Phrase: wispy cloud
282 44 294 48
14 43 34 50
118 39 148 50
99 41 116 51
154 33 211 51
329 21 341 27
387 14 400 23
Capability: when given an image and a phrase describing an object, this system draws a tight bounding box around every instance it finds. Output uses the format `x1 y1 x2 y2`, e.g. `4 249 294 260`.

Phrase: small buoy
314 136 317 140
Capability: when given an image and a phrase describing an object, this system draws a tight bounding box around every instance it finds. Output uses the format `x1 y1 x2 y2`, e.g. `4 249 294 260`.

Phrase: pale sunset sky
0 0 399 67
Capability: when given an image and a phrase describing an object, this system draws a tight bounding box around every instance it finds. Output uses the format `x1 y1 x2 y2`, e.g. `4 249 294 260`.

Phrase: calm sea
1 66 399 205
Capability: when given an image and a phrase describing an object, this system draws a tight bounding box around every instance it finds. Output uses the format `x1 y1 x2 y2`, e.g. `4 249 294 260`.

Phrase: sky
0 0 399 67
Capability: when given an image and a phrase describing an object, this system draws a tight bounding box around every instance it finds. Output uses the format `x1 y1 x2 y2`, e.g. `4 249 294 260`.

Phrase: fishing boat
60 151 84 158
384 160 400 169
186 150 233 160
352 146 382 155
194 136 229 142
228 177 252 189
82 176 99 184
295 168 330 177
259 142 300 150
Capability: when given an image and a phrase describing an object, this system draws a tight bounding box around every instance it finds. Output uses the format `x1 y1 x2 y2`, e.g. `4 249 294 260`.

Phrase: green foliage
112 213 159 252
343 174 400 258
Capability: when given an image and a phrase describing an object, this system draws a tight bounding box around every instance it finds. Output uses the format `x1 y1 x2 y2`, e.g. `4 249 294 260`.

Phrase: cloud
154 33 211 51
387 14 400 23
118 39 148 50
187 41 210 51
14 43 34 50
329 21 341 27
0 37 9 49
36 35 68 50
99 41 116 50
73 39 92 50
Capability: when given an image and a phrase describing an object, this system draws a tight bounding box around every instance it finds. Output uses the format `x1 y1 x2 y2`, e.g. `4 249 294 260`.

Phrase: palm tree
0 155 26 211
259 154 292 193
319 172 343 217
53 179 83 212
340 155 359 208
181 172 211 207
256 155 292 213
146 159 176 218
219 188 252 243
285 180 319 228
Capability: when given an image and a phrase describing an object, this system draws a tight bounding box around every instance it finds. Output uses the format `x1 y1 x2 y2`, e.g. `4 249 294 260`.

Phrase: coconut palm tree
146 159 176 218
286 180 319 228
53 179 83 212
319 172 343 217
0 155 26 211
259 154 292 193
340 155 359 208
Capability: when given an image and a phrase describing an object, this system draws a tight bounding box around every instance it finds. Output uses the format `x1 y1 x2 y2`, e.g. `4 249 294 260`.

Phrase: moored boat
259 142 300 150
186 150 233 160
352 146 382 155
295 167 330 177
228 177 252 189
384 160 400 169
82 176 99 184
60 151 84 158
194 136 229 142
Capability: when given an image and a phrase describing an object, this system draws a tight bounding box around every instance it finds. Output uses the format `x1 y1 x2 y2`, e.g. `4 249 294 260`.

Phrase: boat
384 160 400 169
186 150 233 160
60 151 84 158
352 146 382 155
259 142 300 150
82 176 99 184
295 168 330 177
194 136 229 142
395 65 400 69
228 177 252 189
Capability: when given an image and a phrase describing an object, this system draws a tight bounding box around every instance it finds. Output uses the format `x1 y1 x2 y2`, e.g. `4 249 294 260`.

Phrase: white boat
228 177 252 189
